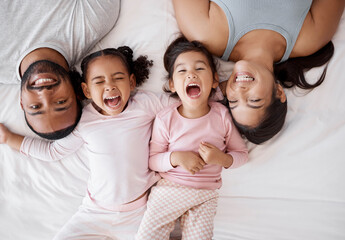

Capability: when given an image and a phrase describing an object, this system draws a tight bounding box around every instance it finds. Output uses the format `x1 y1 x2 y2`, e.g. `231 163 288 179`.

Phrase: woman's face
226 60 281 128
81 55 135 116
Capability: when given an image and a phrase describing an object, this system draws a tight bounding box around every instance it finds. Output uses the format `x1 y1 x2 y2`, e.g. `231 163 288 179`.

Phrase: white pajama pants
136 179 219 240
53 204 146 240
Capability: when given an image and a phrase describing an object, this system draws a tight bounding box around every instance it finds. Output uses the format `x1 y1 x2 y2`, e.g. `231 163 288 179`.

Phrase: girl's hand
170 151 206 175
198 141 233 168
0 123 10 144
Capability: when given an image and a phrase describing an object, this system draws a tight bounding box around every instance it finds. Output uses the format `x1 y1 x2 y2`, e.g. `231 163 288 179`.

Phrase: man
0 0 121 139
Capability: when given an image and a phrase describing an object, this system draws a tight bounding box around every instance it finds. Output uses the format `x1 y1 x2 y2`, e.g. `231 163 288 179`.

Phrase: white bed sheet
0 0 344 239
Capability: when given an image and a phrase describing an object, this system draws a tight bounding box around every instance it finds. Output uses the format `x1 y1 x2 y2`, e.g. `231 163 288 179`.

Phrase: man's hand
0 123 24 151
0 123 10 144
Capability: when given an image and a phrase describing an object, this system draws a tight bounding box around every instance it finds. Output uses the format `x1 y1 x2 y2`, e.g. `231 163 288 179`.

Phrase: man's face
20 60 78 135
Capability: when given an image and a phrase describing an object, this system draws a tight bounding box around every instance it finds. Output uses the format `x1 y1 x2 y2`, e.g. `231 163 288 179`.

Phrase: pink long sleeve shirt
149 101 249 190
20 91 174 211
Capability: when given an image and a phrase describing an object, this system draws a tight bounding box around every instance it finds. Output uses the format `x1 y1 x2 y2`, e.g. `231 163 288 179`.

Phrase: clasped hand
170 142 225 175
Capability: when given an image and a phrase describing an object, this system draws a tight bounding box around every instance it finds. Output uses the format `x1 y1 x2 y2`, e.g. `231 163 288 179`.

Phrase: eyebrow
175 60 207 69
27 103 72 116
91 72 125 81
54 104 71 112
27 111 44 116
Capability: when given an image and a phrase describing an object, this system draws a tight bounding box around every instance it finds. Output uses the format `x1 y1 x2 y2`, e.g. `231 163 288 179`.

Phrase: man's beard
21 60 70 90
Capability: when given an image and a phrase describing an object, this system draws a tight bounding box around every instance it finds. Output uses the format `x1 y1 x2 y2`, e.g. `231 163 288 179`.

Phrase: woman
173 0 345 144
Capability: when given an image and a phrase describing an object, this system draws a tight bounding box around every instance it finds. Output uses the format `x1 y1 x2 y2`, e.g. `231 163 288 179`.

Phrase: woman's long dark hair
236 41 334 144
274 41 334 89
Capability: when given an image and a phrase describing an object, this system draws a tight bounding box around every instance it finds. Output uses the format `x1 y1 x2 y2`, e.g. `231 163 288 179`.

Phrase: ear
212 72 219 89
81 82 92 99
20 97 24 110
168 78 176 93
129 74 136 91
275 83 286 103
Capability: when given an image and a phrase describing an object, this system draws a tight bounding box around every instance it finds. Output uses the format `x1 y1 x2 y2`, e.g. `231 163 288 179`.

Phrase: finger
193 165 202 172
201 141 214 149
196 161 205 170
198 148 205 158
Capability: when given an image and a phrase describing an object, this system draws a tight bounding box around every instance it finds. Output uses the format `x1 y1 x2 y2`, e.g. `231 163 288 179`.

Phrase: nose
187 72 196 79
105 86 116 91
236 83 249 91
105 85 116 91
37 86 54 95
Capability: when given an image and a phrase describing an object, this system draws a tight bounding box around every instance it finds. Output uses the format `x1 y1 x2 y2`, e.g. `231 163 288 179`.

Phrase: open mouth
104 96 121 109
186 83 201 98
235 72 255 82
27 76 60 90
29 73 60 88
32 78 57 86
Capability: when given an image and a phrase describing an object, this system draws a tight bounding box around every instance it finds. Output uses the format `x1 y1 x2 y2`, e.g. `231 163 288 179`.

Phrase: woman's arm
172 0 228 57
294 0 345 57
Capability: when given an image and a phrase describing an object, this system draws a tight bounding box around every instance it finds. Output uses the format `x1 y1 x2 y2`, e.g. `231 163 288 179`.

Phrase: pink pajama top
149 101 249 190
20 91 174 211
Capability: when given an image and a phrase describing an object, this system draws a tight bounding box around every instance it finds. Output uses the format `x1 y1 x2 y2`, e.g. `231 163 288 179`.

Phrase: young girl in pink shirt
0 47 174 240
136 36 249 240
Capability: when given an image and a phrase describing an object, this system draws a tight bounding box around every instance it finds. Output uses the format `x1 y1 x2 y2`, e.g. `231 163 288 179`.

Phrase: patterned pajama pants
136 179 218 240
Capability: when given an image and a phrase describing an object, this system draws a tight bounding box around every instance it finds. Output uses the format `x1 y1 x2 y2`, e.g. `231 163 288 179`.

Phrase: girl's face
226 60 285 127
81 55 136 116
169 51 218 113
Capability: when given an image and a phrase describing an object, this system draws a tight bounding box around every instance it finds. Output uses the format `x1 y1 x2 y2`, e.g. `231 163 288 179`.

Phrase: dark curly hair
80 46 153 88
233 41 334 144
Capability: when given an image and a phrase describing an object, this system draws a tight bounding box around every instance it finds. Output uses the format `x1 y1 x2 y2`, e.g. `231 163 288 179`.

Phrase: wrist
223 153 233 168
5 131 14 145
170 152 179 167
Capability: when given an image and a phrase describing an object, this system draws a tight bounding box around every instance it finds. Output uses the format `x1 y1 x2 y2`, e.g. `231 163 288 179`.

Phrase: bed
0 0 344 239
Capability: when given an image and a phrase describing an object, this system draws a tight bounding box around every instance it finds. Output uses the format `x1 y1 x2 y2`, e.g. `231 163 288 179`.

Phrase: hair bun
117 46 133 60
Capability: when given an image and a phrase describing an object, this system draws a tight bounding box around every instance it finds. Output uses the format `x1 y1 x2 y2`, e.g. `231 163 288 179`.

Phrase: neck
178 102 210 119
230 30 286 70
20 48 69 77
240 48 275 72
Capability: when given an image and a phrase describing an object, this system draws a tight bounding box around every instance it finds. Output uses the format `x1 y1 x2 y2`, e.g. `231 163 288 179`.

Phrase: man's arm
0 123 24 151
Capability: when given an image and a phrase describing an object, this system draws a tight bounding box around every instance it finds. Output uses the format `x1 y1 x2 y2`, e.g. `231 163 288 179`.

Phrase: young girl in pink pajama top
0 47 174 240
136 36 249 240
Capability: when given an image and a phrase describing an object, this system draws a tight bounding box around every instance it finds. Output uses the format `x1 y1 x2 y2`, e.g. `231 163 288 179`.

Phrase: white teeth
34 78 55 85
105 96 119 100
188 83 199 87
236 75 254 82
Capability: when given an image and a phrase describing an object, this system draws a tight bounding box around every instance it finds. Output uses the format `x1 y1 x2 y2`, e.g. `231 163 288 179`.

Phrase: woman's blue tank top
210 0 312 62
